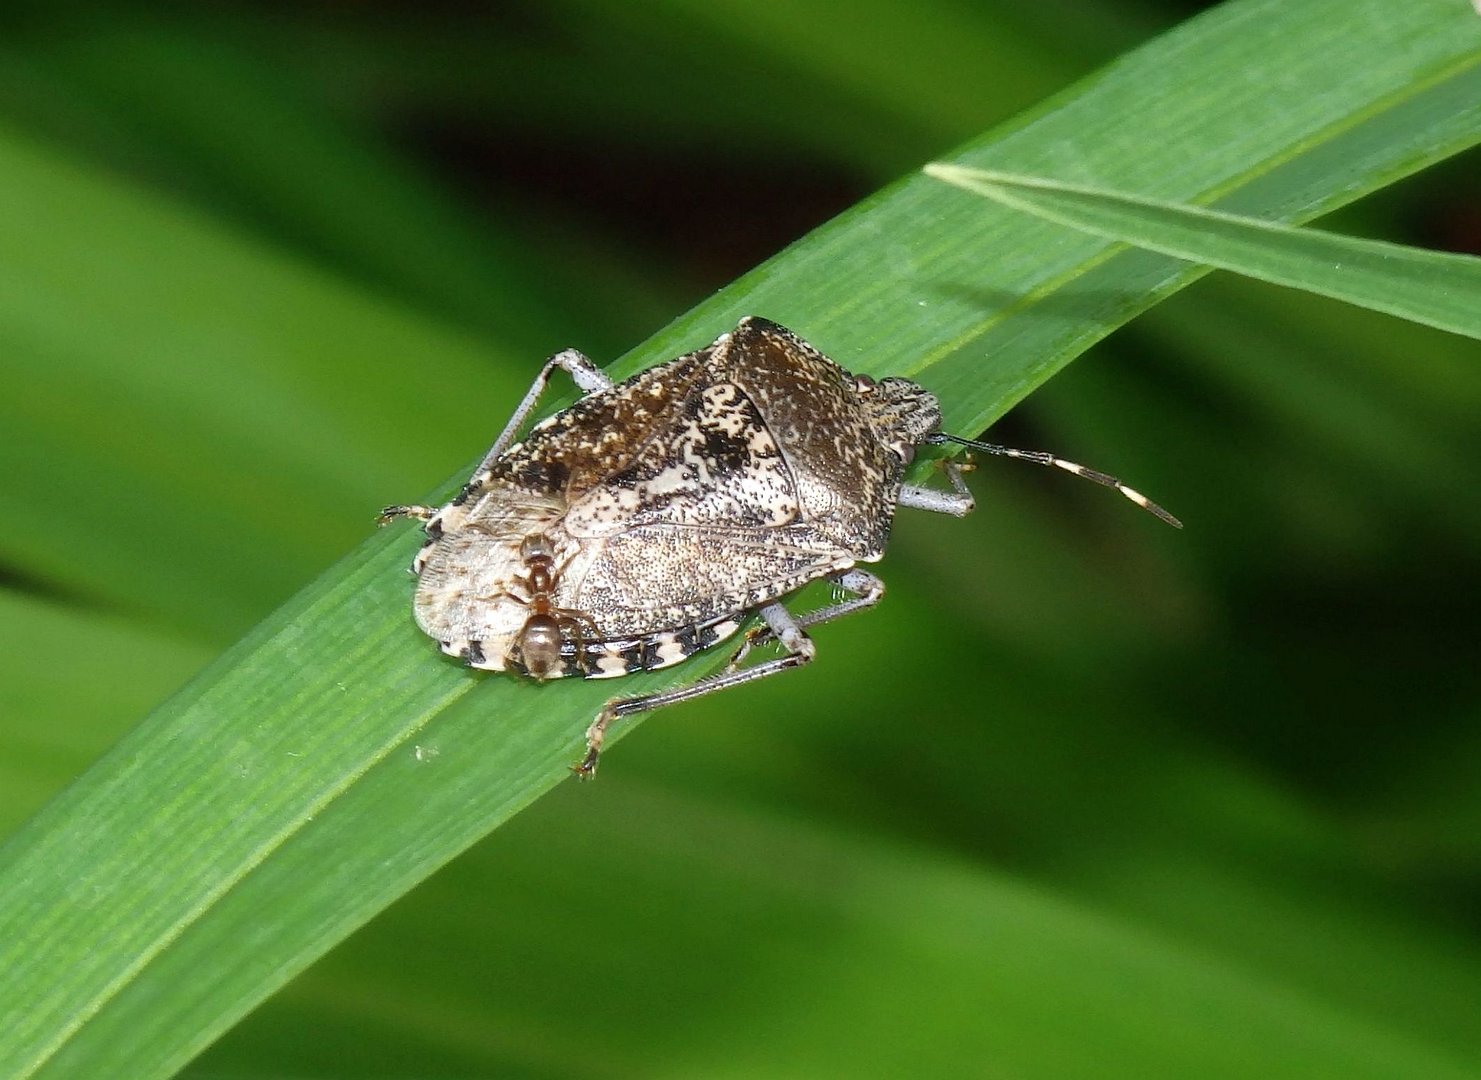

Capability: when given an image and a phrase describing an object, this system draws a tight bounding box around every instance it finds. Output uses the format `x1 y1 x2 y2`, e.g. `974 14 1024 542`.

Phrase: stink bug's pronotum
381 316 1177 776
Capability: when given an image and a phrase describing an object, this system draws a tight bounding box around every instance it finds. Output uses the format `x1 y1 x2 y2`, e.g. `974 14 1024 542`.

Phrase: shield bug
382 316 1177 776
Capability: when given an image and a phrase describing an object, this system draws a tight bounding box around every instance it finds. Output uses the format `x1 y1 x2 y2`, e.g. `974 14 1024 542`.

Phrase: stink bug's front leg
478 348 615 470
727 568 885 671
897 456 976 518
573 600 820 779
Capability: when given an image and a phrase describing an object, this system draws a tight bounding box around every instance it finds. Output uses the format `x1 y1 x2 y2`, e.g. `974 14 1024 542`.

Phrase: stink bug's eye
854 373 878 392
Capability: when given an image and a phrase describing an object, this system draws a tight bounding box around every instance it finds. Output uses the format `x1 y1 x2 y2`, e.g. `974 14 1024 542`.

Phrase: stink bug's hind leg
574 570 887 778
478 348 615 470
573 600 820 779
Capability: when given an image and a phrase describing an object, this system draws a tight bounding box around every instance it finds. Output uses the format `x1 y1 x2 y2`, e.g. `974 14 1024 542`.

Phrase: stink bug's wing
410 488 565 665
412 528 528 665
553 318 896 636
562 378 800 538
716 317 910 560
561 522 858 638
478 347 714 504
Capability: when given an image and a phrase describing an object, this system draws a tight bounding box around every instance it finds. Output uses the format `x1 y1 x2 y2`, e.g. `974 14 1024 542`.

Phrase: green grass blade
1 1 1478 1077
924 164 1481 340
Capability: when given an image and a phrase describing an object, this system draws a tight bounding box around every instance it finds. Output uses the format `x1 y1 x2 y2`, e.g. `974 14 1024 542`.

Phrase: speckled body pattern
404 317 940 680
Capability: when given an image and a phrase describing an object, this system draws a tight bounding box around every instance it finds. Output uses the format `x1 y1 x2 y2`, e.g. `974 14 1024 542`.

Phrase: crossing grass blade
923 163 1481 341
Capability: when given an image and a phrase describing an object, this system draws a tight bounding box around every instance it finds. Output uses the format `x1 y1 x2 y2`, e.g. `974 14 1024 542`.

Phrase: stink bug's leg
377 504 436 526
897 459 976 518
575 706 617 779
573 601 817 779
728 569 884 671
478 348 615 471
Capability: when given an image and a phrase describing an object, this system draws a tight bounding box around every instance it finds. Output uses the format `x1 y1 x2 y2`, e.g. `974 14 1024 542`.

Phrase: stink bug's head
854 374 942 465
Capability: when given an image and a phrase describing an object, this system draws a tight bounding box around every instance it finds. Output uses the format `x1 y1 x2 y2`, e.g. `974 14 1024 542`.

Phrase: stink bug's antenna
925 432 1182 528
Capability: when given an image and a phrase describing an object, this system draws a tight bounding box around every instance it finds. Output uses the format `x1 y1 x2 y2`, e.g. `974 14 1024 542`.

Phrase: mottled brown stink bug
382 316 1177 776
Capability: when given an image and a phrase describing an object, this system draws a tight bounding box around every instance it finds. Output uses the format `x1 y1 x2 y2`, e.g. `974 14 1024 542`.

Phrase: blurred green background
1 1 1478 1077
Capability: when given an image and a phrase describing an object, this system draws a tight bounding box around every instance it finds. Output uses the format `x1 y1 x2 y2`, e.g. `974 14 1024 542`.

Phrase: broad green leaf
0 591 210 835
2 14 631 353
924 164 1481 340
1144 282 1481 533
203 784 1481 1080
2 1 1479 1077
0 123 531 642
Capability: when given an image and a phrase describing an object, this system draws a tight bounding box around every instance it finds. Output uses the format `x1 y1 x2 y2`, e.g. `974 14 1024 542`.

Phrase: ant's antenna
925 432 1182 528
